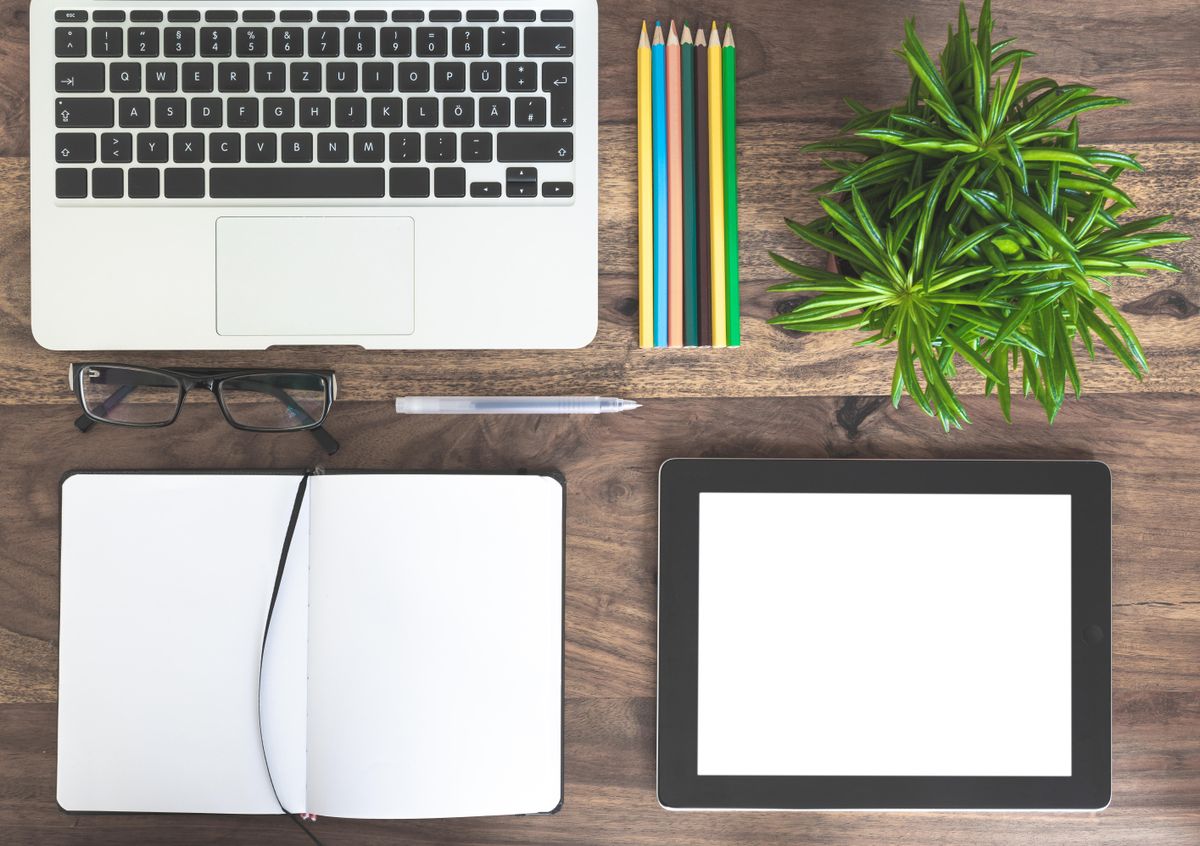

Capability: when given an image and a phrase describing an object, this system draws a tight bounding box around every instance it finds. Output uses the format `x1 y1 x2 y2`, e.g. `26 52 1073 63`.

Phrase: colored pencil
636 22 653 348
694 27 712 346
666 22 683 347
651 23 667 347
722 26 740 347
707 22 727 348
680 24 698 346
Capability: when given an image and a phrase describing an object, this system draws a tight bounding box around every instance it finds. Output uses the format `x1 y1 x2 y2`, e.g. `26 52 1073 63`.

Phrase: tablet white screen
697 492 1072 778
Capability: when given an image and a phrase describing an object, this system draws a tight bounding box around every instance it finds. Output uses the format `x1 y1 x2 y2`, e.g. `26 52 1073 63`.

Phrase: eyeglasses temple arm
254 383 339 456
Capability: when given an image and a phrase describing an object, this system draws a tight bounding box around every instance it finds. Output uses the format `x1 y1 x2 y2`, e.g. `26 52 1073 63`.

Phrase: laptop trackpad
216 216 415 336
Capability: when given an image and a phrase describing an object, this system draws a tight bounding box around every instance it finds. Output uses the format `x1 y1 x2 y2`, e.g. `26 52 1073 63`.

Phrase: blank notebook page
305 474 563 819
57 474 307 813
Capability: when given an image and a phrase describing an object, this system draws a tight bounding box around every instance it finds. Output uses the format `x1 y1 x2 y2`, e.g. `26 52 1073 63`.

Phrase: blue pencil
651 23 668 347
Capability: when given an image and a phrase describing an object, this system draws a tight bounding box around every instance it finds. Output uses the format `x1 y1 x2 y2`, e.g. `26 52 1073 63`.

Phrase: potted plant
769 0 1188 429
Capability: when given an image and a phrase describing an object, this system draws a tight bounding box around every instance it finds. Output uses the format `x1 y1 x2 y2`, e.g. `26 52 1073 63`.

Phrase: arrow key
55 132 96 163
55 63 105 93
523 26 573 57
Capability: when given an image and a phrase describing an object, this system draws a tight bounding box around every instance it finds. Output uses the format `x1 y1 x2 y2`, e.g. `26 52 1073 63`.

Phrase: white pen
395 396 642 415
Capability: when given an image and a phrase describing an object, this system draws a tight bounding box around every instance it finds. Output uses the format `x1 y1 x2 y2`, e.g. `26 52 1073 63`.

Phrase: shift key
497 132 573 162
56 98 114 127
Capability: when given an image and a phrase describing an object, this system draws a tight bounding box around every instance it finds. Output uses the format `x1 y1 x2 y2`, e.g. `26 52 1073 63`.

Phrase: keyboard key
118 97 151 127
211 168 385 198
110 63 142 92
55 62 104 93
335 97 367 127
264 98 296 127
353 132 385 162
201 26 232 57
524 27 573 57
165 27 196 56
516 96 547 127
389 132 420 162
434 62 466 92
100 132 132 163
506 166 537 182
227 98 259 127
392 10 423 22
218 62 250 92
497 132 573 162
128 168 160 199
308 27 339 56
397 63 430 92
430 10 462 22
416 27 448 57
543 181 573 197
91 27 123 57
254 62 287 92
56 168 87 198
246 133 277 162
327 63 358 92
468 9 498 21
542 10 574 22
461 132 493 162
236 27 268 56
245 10 275 22
355 10 387 22
205 10 238 22
380 27 412 57
182 62 213 91
165 168 205 198
172 133 204 161
452 26 484 57
92 167 123 198
506 62 537 91
272 27 304 56
146 63 179 92
190 98 223 127
299 97 331 127
93 10 125 22
479 97 511 127
470 62 502 92
281 132 314 161
371 98 403 127
128 27 160 56
542 61 574 127
167 11 201 23
55 98 113 128
507 179 537 197
280 10 313 22
56 10 87 22
55 133 96 163
503 10 535 22
344 27 376 56
317 10 350 22
136 132 169 162
470 181 501 197
317 132 348 162
155 98 186 127
55 28 86 57
425 132 456 162
362 62 394 92
443 98 474 127
210 133 241 162
407 98 438 127
390 167 430 198
291 63 322 91
488 27 519 56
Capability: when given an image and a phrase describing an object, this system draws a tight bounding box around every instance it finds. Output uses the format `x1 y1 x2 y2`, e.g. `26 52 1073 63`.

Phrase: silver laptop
31 0 597 350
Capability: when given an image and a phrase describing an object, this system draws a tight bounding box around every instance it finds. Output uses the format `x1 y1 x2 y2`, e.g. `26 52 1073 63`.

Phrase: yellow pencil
707 22 727 347
637 22 654 348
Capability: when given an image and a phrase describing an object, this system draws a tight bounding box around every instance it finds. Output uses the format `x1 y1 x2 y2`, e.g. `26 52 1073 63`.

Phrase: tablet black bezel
657 459 1111 811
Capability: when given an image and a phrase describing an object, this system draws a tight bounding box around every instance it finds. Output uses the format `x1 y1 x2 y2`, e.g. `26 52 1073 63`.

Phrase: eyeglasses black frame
70 364 340 455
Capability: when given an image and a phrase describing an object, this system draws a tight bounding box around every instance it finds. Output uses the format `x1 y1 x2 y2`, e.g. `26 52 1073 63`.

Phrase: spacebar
209 168 385 199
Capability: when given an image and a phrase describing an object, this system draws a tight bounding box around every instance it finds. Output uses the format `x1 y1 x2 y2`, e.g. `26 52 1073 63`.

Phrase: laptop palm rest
216 216 415 337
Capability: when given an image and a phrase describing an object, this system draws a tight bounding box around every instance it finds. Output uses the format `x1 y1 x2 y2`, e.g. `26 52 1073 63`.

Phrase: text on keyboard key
497 132 573 162
56 98 114 128
55 63 105 93
55 133 96 163
55 28 86 57
523 27 573 57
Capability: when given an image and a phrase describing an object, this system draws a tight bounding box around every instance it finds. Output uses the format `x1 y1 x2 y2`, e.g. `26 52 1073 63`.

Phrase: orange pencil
665 21 684 346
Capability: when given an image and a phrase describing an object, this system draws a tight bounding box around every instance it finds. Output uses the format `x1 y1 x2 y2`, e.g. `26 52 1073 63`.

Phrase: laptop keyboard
49 5 577 202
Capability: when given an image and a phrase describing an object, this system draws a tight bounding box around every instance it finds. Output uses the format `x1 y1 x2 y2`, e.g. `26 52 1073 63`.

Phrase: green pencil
681 24 698 346
722 25 740 346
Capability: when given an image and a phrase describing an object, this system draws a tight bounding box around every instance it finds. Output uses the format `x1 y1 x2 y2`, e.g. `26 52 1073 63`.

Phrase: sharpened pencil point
653 21 664 45
695 26 705 47
667 20 679 44
723 26 735 48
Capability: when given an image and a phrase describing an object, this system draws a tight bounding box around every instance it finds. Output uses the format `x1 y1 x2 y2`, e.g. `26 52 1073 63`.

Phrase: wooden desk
1 1 1197 844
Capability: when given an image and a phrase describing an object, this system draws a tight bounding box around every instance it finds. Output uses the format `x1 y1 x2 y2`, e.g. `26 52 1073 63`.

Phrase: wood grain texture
0 0 1197 402
0 394 1198 844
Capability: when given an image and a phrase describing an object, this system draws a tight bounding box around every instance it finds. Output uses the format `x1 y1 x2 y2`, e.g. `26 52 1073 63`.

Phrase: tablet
657 459 1110 811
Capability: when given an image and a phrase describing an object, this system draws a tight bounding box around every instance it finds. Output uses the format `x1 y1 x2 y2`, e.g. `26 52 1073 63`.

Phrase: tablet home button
1083 624 1106 645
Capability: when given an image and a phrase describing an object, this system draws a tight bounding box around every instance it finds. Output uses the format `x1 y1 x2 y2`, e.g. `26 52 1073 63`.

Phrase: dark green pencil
681 24 698 346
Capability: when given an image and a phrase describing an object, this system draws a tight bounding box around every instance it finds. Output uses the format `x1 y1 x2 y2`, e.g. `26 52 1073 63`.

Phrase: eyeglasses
70 364 340 455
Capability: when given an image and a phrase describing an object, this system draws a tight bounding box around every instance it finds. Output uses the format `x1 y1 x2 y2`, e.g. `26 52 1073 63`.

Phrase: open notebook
57 472 563 819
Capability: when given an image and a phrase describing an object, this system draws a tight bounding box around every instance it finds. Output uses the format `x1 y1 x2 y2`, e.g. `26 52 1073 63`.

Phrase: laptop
31 1 598 350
